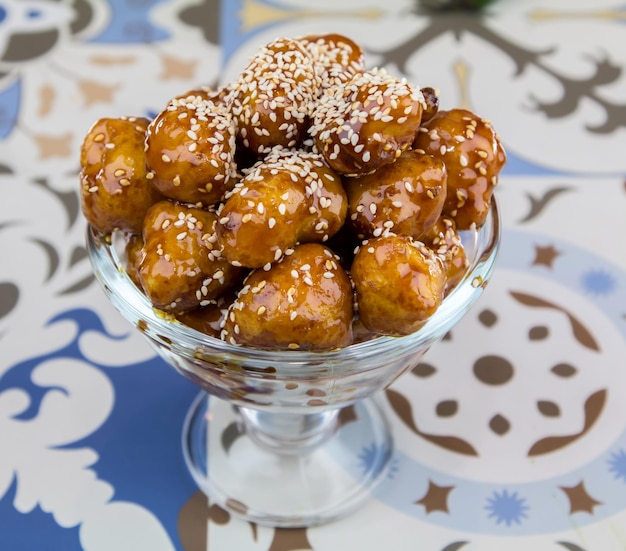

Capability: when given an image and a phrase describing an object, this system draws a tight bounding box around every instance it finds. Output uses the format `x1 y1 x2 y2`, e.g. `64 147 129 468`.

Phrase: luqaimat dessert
80 33 506 351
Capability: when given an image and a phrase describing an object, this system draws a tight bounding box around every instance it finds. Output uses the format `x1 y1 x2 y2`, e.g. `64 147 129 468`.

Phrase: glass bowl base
182 392 394 527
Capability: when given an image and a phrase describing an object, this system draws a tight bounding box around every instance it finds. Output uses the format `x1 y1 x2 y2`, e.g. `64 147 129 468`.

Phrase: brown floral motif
178 490 211 551
386 388 478 456
441 543 470 551
32 132 74 159
519 186 573 224
510 292 600 351
78 80 119 107
267 528 313 551
375 7 626 134
527 390 606 456
159 54 198 81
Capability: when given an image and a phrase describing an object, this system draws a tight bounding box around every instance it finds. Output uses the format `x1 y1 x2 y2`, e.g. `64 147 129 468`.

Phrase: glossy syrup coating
344 150 447 240
80 117 161 234
421 215 468 293
138 201 244 313
124 233 144 288
297 33 365 90
419 86 440 124
413 108 506 229
221 243 353 351
176 292 236 339
173 83 233 105
144 95 237 205
216 147 347 269
310 68 426 176
351 234 446 336
230 37 318 155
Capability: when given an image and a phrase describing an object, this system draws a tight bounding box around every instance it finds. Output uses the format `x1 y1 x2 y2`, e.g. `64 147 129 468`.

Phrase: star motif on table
32 132 74 159
559 481 602 514
159 54 197 80
415 480 455 513
532 244 562 268
78 80 119 107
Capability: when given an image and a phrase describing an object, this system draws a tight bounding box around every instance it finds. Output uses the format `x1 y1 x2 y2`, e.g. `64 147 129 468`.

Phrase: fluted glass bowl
86 196 500 528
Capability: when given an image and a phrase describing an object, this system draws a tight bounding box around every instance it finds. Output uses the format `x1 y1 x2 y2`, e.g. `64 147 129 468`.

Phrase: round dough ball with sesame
176 292 236 339
80 117 162 234
144 95 237 206
297 33 365 91
230 37 318 155
138 200 243 313
352 234 446 336
216 147 347 269
310 68 426 176
344 150 447 240
421 215 468 293
413 108 506 229
221 243 353 350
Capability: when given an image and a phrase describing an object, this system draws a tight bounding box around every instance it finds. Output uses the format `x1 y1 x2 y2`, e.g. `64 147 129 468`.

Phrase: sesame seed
176 232 187 240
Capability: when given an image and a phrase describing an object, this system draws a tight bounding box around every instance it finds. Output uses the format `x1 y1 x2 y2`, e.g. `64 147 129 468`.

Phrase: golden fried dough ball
176 292 235 339
124 233 144 288
344 150 447 240
145 95 237 205
297 33 365 90
138 201 243 313
352 234 445 336
221 243 353 350
173 84 232 106
310 68 426 176
421 216 468 293
413 108 506 229
419 86 440 124
80 117 161 234
216 147 347 268
230 37 318 154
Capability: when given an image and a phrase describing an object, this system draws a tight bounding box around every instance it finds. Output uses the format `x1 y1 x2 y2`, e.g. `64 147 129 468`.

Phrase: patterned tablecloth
2 0 626 549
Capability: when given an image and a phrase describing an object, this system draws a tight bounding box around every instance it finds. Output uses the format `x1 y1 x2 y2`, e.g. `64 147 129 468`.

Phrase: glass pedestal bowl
86 198 500 528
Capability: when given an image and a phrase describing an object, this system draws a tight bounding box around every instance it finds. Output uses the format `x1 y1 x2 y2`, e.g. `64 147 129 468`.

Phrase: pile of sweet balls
80 33 506 351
